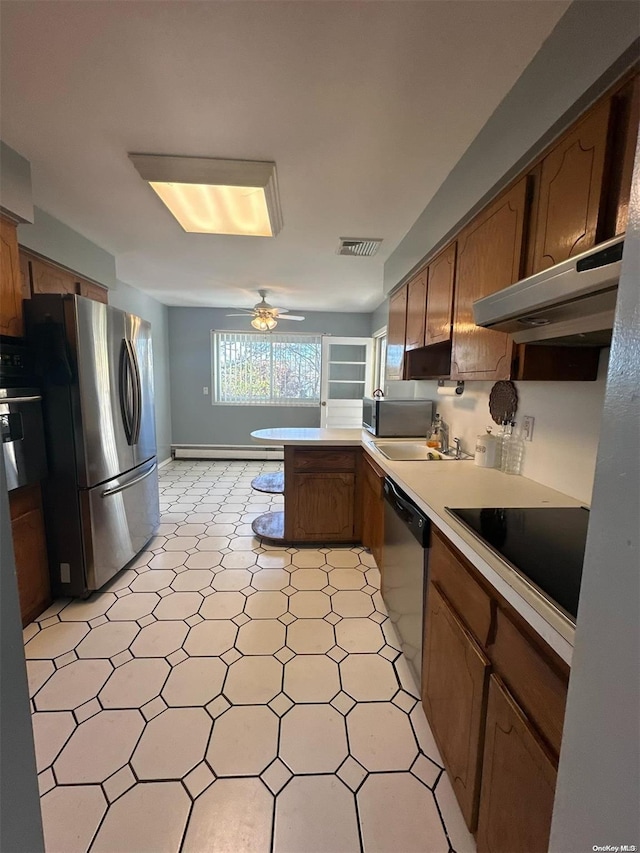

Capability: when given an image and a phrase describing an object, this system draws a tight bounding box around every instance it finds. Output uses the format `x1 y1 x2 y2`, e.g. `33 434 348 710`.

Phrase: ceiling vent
337 237 382 257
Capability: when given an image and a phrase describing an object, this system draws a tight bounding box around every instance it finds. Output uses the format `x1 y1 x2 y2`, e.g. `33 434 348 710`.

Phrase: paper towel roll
437 385 458 396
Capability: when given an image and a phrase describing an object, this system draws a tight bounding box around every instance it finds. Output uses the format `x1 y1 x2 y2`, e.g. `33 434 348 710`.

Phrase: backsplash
387 350 609 504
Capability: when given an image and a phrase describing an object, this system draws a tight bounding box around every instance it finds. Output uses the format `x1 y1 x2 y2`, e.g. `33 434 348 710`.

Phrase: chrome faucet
453 437 462 459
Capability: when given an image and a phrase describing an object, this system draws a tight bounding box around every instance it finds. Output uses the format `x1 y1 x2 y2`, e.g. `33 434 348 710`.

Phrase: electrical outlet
202 386 209 395
522 415 535 442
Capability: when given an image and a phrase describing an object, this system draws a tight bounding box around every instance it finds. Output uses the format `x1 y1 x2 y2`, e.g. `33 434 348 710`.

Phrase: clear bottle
502 421 525 475
426 413 442 449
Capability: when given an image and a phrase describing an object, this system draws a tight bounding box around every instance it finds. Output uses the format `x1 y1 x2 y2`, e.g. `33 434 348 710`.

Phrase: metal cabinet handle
101 462 157 497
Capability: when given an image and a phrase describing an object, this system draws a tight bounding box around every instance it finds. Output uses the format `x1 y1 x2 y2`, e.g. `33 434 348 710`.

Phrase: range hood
473 236 624 345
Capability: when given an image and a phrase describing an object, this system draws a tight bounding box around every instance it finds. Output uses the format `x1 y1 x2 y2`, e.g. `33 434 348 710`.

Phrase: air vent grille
337 237 382 257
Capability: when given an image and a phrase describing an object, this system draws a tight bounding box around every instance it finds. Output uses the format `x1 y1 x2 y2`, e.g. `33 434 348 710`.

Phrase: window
211 331 322 405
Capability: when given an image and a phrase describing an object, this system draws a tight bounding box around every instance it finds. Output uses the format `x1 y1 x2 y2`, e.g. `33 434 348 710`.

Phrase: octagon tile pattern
24 460 471 852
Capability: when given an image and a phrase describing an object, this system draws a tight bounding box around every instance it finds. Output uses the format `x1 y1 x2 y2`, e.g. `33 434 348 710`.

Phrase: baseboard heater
172 444 284 461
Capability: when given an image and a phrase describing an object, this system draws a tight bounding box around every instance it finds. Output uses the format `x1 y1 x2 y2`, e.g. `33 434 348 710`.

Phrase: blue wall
168 308 372 446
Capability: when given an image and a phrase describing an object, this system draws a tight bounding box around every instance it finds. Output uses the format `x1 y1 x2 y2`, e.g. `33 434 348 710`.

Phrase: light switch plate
203 386 209 395
522 415 535 442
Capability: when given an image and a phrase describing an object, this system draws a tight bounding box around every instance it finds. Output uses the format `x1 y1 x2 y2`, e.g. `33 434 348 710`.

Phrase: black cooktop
445 506 590 622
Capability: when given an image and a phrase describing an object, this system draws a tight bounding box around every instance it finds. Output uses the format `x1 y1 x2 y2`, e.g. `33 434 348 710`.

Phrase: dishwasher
382 477 430 691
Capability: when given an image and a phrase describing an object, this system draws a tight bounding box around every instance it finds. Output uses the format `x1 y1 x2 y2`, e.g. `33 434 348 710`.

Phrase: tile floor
24 460 476 853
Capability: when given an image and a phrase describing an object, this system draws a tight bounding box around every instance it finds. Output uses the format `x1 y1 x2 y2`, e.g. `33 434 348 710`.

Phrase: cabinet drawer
292 448 357 472
430 529 492 646
477 675 557 853
490 608 568 756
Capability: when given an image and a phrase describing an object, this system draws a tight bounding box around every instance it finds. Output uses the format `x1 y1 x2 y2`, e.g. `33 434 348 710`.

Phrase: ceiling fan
226 290 305 331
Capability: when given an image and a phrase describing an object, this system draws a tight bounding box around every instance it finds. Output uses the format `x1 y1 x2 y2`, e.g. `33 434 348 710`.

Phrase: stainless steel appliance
25 295 159 597
0 339 48 491
446 506 589 623
363 398 434 437
473 235 623 345
382 478 430 689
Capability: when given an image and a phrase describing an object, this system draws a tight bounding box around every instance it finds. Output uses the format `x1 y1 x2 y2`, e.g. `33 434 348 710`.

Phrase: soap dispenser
426 414 442 449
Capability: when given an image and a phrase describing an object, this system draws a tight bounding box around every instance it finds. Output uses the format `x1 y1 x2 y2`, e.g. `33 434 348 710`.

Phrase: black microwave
362 398 434 437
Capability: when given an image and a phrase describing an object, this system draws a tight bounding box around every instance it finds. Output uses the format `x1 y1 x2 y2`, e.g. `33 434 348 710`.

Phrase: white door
320 336 373 428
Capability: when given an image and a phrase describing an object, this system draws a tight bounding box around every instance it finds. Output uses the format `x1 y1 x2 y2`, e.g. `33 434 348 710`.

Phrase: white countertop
251 427 580 663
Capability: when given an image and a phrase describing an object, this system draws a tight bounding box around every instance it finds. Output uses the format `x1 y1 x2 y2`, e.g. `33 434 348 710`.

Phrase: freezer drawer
82 459 159 590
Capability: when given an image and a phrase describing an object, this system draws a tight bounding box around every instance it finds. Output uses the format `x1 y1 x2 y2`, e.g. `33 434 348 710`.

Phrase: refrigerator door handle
128 340 142 445
0 394 42 404
118 339 134 444
101 461 157 497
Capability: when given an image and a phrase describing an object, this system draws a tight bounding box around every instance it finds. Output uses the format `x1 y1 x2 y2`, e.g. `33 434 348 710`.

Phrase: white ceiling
0 1 570 313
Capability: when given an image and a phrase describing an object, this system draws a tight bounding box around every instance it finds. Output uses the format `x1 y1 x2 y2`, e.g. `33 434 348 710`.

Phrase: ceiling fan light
251 315 277 331
129 155 283 237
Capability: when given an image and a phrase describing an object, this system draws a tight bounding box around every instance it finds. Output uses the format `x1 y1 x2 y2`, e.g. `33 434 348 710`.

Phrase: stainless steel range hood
473 236 624 345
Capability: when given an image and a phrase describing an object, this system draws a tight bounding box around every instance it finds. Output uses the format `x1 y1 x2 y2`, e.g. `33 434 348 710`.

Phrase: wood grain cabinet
422 582 490 830
424 528 568 845
476 676 557 853
24 253 109 303
425 242 456 345
0 216 24 337
451 178 528 381
284 447 360 543
9 484 51 626
531 98 613 273
360 452 385 573
404 271 428 351
386 285 408 380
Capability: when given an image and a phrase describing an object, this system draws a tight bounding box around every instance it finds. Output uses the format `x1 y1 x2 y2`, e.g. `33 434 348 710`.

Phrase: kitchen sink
372 441 470 462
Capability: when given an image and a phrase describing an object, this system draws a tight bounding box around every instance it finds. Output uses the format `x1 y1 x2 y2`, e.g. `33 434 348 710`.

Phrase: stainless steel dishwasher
382 477 430 690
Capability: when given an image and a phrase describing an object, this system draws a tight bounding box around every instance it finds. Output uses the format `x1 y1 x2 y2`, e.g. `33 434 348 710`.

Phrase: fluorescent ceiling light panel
129 154 283 237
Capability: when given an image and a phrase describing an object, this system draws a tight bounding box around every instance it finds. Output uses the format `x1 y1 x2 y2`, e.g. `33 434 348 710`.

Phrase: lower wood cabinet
422 582 490 830
9 483 51 626
284 447 360 543
476 675 557 853
360 452 385 573
424 528 568 845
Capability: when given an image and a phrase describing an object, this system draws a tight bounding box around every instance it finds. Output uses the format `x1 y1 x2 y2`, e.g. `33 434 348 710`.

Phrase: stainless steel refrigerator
26 294 160 597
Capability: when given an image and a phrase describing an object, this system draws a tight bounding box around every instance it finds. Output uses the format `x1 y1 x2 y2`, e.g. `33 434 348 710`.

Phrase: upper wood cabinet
531 99 612 273
404 270 428 351
476 675 557 853
23 253 109 303
451 178 528 381
78 278 109 304
0 216 24 337
386 284 408 381
30 256 77 295
425 242 456 345
611 73 640 237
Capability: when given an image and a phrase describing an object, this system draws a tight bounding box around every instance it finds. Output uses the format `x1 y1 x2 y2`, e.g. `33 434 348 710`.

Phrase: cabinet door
30 257 77 295
0 217 24 337
361 453 385 572
477 675 557 853
19 251 32 300
9 484 51 626
78 278 109 303
451 179 528 381
532 98 612 272
425 243 456 345
404 271 427 351
290 473 355 541
386 285 408 381
422 582 490 830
